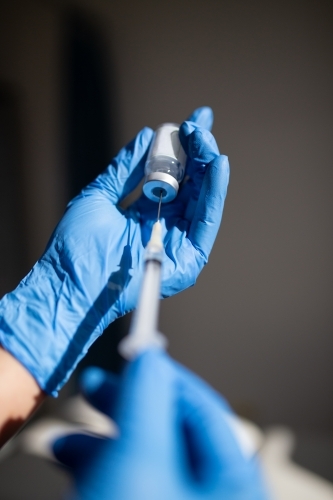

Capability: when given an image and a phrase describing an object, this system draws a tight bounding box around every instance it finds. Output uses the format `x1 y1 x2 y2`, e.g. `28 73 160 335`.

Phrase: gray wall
0 0 332 433
105 0 333 430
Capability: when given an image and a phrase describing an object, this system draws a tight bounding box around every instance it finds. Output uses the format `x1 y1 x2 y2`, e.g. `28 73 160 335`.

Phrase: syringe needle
157 190 163 221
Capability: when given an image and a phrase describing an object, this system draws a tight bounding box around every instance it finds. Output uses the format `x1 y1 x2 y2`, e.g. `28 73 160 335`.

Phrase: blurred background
0 0 332 498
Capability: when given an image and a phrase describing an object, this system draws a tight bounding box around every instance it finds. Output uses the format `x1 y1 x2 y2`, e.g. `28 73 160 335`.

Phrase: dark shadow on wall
65 10 114 195
0 85 29 297
64 11 127 375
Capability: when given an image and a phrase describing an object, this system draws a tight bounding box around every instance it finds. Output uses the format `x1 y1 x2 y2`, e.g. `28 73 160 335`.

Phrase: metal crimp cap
143 172 179 203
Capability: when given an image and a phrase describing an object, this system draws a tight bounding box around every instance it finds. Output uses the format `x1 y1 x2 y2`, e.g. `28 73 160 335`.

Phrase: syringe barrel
118 258 166 360
131 259 161 337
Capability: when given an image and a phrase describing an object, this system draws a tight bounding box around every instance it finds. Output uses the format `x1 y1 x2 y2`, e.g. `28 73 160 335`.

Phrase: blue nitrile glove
0 107 230 395
53 350 269 500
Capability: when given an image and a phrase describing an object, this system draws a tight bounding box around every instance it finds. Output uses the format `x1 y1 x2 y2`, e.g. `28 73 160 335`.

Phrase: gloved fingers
176 368 253 460
115 350 261 488
171 362 266 492
79 367 120 418
188 154 230 262
111 350 238 460
52 433 107 471
179 395 266 493
77 351 265 493
179 123 219 173
186 106 214 131
86 127 154 204
178 126 221 223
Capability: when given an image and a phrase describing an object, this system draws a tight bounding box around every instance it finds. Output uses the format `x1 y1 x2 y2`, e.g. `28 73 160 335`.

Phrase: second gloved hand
0 107 229 395
53 351 269 500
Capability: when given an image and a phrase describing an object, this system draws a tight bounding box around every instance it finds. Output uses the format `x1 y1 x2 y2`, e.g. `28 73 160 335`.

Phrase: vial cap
143 172 179 203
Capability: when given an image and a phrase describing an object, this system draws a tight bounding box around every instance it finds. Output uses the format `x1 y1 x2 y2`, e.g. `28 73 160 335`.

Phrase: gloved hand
53 350 269 500
0 107 230 395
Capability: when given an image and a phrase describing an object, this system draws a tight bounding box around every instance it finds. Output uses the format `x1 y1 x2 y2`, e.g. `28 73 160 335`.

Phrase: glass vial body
143 123 186 203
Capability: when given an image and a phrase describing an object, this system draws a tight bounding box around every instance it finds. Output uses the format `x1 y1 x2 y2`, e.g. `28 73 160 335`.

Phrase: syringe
119 119 186 360
118 192 167 360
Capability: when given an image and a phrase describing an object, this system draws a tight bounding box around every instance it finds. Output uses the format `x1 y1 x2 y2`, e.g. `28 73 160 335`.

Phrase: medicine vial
143 123 187 203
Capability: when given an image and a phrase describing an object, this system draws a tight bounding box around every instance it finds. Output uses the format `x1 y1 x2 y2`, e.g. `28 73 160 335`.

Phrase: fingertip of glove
179 121 196 148
179 123 208 155
214 153 229 167
186 106 214 130
138 126 154 145
79 366 108 396
141 125 154 135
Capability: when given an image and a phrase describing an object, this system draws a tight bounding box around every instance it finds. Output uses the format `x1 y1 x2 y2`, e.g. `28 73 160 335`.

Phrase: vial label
149 124 183 161
170 130 186 166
